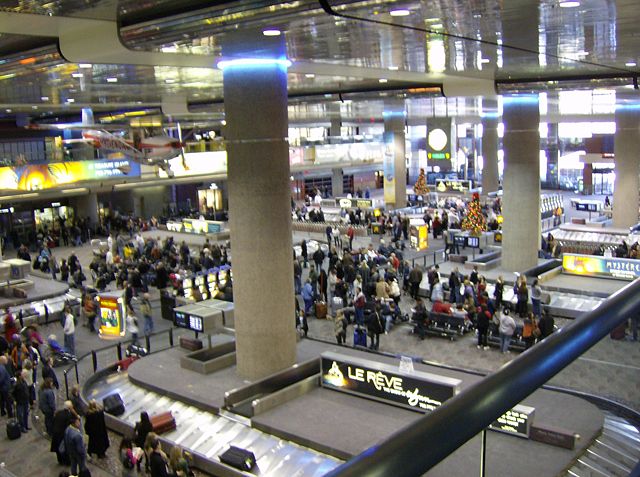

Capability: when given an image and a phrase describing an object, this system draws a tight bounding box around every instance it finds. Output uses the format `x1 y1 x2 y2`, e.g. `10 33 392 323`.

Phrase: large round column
502 96 540 272
613 108 640 228
481 114 499 195
222 42 296 379
383 106 407 209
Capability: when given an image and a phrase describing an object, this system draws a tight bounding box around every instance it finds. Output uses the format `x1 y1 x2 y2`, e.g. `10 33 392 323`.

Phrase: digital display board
337 198 374 209
321 352 461 412
166 218 223 234
489 404 535 438
467 236 480 249
435 179 472 193
562 253 640 281
173 305 223 333
97 294 125 339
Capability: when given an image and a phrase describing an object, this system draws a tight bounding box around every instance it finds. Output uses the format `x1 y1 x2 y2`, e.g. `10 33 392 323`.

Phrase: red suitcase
116 356 139 371
150 411 176 435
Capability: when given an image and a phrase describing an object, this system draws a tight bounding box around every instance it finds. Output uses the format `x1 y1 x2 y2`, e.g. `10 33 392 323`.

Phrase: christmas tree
461 192 487 236
413 168 429 195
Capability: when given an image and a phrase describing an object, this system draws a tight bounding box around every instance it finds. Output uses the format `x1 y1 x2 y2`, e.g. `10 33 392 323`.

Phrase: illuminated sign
173 304 223 333
321 352 461 412
97 293 125 339
314 143 383 164
0 159 140 191
489 404 535 438
383 132 397 204
166 219 223 234
159 151 227 178
435 179 472 193
562 253 640 281
410 224 429 251
336 197 374 209
427 118 452 160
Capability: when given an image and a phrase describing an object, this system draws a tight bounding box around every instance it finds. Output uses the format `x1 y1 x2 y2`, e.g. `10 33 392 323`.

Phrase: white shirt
63 313 75 335
127 313 139 334
106 250 114 265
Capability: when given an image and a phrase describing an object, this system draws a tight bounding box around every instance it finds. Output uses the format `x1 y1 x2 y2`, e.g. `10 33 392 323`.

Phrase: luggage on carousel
116 356 139 371
180 336 203 351
6 419 21 440
103 393 125 416
150 411 176 435
353 326 367 347
219 446 256 472
315 301 327 319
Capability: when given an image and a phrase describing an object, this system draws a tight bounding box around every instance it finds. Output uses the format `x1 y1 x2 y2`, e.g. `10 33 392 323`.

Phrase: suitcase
103 393 125 416
116 356 139 371
315 301 327 319
610 322 626 340
179 336 203 351
219 446 256 471
150 411 176 435
6 419 21 440
354 326 367 347
126 344 148 357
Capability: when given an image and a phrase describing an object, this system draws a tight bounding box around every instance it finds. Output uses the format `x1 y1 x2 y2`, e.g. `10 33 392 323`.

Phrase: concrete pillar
383 110 407 209
223 35 296 379
502 96 541 272
330 117 342 137
75 192 98 226
331 168 344 197
545 123 559 189
613 108 640 228
481 114 499 195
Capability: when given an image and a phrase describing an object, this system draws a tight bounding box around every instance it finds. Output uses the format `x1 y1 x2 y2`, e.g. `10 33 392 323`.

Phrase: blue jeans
70 454 87 476
294 276 302 295
16 402 29 431
532 298 541 317
304 299 313 315
500 333 512 353
355 307 364 326
64 333 75 356
384 315 393 333
144 315 154 337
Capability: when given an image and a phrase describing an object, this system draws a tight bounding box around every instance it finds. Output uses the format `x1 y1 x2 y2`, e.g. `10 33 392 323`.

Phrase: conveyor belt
85 372 341 476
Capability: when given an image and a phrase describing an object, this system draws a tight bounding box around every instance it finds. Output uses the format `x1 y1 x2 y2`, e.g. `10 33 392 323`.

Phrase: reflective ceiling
0 0 637 124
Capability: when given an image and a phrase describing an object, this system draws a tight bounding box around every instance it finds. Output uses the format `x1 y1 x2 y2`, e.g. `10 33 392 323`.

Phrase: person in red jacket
3 309 17 343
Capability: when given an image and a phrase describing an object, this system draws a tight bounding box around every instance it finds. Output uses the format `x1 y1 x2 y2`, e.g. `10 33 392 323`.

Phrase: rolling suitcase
103 393 125 416
150 411 176 435
315 301 327 319
220 446 256 471
6 419 21 440
116 356 139 371
354 326 367 347
179 336 203 351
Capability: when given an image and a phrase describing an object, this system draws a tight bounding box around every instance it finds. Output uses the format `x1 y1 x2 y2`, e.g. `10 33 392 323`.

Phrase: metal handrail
62 327 174 399
325 278 640 477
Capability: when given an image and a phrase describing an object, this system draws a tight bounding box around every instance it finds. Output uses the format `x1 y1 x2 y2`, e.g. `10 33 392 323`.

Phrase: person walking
85 399 110 459
64 415 88 476
499 309 517 353
63 305 76 356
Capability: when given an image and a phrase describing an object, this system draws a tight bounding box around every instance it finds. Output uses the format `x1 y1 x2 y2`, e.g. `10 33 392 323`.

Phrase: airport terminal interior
0 1 640 476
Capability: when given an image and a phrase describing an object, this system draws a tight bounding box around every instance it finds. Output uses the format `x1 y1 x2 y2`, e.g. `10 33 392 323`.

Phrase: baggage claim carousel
82 338 640 477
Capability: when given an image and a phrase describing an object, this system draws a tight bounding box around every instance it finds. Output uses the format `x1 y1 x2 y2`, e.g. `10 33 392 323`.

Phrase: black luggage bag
6 419 21 440
103 393 125 416
219 446 256 471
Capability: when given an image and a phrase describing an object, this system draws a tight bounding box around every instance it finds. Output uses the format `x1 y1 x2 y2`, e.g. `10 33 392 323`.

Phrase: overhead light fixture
432 23 443 29
379 78 388 83
0 193 38 201
165 79 175 84
32 106 38 110
78 63 92 68
262 29 281 36
221 120 227 126
390 9 410 17
5 109 11 113
388 66 399 71
305 73 315 78
71 73 83 78
626 62 637 67
67 98 75 103
559 1 580 7
480 58 491 64
217 58 292 70
40 96 49 101
106 77 118 83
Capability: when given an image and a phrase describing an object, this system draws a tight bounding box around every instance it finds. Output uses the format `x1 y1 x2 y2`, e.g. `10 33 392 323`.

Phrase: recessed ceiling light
262 29 281 36
165 79 175 84
32 106 38 110
221 120 227 126
40 96 49 101
379 78 388 83
78 63 92 68
388 66 399 71
67 98 75 103
5 109 11 113
136 101 143 104
559 1 580 7
432 23 443 29
305 73 315 78
106 77 118 83
390 9 410 17
480 58 491 64
626 62 637 67
71 73 83 78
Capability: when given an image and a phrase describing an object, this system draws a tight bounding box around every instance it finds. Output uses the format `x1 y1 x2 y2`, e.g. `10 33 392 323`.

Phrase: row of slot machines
541 194 564 219
182 265 233 301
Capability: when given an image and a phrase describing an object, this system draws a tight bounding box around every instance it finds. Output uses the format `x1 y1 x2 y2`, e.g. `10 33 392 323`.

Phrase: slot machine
207 268 220 298
183 277 194 300
218 266 230 292
195 273 208 298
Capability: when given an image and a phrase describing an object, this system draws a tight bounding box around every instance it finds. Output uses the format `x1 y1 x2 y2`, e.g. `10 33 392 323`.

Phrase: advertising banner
336 197 374 209
321 352 461 412
562 253 640 281
97 293 125 339
383 132 396 204
0 159 140 191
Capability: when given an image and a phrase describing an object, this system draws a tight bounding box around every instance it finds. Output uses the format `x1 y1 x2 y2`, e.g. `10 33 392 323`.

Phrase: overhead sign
562 253 640 281
321 352 461 412
173 304 223 333
435 179 472 193
426 118 452 160
313 142 383 165
0 159 140 191
159 151 227 178
489 404 535 438
166 218 223 234
336 197 374 209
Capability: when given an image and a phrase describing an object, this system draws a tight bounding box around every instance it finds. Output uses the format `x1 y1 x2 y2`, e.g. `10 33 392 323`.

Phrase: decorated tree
461 192 487 236
413 168 429 195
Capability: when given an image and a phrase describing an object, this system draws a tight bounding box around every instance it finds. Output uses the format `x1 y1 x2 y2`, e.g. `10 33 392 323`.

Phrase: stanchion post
169 329 174 347
145 335 151 353
64 372 69 400
480 428 487 477
75 364 79 384
116 343 122 361
91 350 97 373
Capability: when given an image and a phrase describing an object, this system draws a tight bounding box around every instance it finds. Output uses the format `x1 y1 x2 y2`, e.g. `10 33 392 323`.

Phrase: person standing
493 275 504 309
301 280 314 316
149 436 171 477
65 415 88 475
476 305 491 350
499 309 517 353
42 356 59 389
334 310 347 345
408 266 423 300
126 306 139 346
63 305 76 356
366 305 384 350
38 377 56 435
293 259 302 295
313 247 325 271
85 400 110 459
300 240 308 268
531 279 542 318
12 372 30 432
140 293 154 337
516 278 529 317
0 356 13 418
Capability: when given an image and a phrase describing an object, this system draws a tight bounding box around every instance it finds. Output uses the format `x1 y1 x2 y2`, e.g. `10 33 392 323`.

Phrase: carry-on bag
353 326 367 347
220 446 256 471
150 411 177 434
103 393 125 416
315 301 328 319
6 419 21 440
